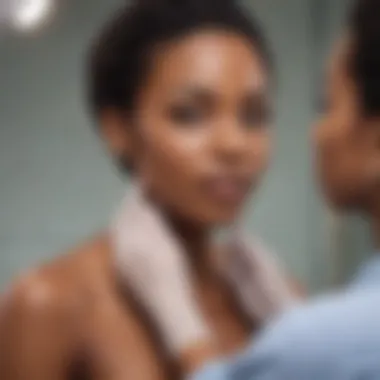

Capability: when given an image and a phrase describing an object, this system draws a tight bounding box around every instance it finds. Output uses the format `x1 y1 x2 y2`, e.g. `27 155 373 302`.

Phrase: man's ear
361 117 380 185
364 117 380 150
99 108 133 163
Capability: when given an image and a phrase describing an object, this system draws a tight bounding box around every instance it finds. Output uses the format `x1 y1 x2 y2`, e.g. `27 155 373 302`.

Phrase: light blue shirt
192 256 380 380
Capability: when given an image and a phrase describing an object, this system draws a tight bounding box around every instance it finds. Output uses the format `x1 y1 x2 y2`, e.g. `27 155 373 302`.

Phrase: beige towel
111 185 300 332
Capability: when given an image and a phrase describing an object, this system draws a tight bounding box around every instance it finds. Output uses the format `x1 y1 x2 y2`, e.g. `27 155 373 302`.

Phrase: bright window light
11 0 55 32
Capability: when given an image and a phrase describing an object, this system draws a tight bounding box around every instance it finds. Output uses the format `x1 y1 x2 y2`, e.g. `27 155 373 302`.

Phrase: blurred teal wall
0 1 127 287
243 0 322 290
0 0 352 290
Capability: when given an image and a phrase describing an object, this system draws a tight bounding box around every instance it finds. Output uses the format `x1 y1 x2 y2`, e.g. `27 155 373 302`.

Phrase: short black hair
349 0 380 116
87 0 272 117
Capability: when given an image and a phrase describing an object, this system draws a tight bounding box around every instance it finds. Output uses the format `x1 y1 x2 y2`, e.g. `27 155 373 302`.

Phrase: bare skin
1 30 281 379
0 235 254 380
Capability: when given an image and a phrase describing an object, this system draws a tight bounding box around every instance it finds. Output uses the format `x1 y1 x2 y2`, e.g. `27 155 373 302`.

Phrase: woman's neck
166 214 217 282
143 187 218 282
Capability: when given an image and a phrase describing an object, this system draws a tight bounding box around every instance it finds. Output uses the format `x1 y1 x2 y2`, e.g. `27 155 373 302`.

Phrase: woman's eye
169 105 205 124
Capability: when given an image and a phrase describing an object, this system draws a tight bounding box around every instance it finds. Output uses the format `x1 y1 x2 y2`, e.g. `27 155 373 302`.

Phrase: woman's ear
99 108 133 164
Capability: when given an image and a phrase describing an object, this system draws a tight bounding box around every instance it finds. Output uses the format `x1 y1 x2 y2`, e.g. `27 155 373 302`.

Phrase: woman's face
113 30 271 226
314 38 380 211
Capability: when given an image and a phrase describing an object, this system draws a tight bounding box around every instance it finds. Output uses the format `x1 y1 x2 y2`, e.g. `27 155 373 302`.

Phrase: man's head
315 0 380 213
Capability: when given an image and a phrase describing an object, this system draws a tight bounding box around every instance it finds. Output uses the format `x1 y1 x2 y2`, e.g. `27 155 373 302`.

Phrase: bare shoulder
0 234 172 378
0 234 111 329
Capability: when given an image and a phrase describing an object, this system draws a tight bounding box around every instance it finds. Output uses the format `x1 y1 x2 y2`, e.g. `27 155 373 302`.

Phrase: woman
0 0 298 379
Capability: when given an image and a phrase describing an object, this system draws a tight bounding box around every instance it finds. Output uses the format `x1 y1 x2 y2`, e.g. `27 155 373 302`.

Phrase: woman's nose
212 120 248 163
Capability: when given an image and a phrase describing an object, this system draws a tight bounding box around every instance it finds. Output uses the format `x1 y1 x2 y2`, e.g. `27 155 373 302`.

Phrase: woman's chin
166 202 242 230
197 209 240 228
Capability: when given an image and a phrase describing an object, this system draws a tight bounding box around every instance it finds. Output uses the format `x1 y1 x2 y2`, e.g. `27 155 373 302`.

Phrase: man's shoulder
193 289 380 380
256 287 380 362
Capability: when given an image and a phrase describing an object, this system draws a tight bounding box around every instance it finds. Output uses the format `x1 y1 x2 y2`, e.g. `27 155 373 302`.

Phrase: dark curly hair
87 0 272 118
349 0 380 116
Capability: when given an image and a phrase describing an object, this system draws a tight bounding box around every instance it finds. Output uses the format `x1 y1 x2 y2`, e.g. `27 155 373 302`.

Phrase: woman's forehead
148 30 268 92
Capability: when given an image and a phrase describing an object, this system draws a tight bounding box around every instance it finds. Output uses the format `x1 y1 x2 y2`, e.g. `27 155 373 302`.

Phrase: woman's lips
200 175 251 204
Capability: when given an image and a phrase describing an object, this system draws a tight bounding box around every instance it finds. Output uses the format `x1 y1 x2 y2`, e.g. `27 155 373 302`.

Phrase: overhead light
10 0 55 32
